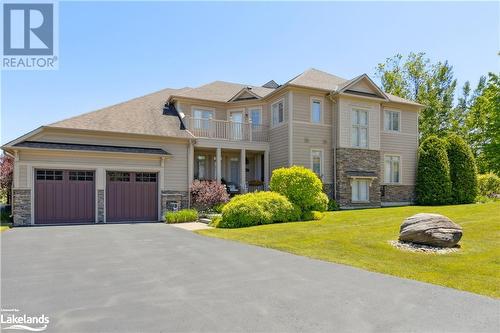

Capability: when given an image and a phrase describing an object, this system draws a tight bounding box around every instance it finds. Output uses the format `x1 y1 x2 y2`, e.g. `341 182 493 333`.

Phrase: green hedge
165 209 198 223
218 191 299 228
446 134 478 204
269 166 328 215
416 136 452 205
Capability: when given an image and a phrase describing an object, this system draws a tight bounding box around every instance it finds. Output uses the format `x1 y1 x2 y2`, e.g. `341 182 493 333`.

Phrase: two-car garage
34 169 158 224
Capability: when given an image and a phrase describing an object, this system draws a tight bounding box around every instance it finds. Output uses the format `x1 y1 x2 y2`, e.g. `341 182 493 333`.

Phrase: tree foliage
466 73 500 174
0 155 14 204
376 52 456 140
445 134 478 204
190 180 229 212
376 52 499 175
416 136 452 205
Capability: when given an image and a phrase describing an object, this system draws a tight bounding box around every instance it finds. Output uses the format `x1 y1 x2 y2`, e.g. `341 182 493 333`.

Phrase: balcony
184 116 270 142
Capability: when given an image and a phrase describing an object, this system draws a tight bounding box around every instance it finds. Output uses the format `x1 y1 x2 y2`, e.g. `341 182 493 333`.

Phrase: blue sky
1 1 498 144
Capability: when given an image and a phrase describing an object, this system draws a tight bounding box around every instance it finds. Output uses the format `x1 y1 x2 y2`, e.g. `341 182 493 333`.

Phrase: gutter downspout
328 93 337 200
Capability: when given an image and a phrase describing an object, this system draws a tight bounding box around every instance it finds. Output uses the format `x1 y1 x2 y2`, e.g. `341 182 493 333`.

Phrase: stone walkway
167 221 212 231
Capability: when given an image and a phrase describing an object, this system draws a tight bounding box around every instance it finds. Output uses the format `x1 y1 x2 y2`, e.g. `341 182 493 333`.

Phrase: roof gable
229 88 260 102
338 74 388 100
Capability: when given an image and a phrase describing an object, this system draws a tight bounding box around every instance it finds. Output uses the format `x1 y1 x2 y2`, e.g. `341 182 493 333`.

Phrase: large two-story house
3 68 423 226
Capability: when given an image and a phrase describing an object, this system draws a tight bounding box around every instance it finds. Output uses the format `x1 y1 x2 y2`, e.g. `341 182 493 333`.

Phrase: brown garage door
35 170 95 224
106 172 158 222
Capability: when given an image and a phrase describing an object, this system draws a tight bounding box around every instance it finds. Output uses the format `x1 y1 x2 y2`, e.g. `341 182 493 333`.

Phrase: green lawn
0 226 10 232
198 202 500 298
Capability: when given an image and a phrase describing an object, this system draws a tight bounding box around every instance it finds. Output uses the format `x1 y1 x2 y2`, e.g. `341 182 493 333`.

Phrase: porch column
216 147 222 183
240 148 246 193
187 141 194 186
264 149 270 188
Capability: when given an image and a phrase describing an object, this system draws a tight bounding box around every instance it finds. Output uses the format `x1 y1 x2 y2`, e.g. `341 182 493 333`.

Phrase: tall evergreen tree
446 134 478 204
416 136 452 205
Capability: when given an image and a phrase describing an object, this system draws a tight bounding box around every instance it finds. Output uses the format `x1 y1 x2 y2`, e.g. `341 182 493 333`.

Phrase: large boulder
399 213 462 248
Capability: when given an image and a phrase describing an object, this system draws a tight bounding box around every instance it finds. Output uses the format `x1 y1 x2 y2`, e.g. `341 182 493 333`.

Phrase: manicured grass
198 202 500 298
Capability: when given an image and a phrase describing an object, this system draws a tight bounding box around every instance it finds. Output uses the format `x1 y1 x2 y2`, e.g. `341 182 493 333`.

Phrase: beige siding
292 91 332 124
17 164 28 188
338 96 380 150
269 124 288 170
268 92 290 170
292 124 333 183
19 129 189 191
349 80 376 94
380 107 419 185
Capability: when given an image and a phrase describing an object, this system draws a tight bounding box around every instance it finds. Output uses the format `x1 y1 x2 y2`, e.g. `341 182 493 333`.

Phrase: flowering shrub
190 180 229 212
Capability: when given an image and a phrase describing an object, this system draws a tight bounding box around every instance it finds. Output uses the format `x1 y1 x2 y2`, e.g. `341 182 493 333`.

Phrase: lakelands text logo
2 1 59 70
1 308 50 331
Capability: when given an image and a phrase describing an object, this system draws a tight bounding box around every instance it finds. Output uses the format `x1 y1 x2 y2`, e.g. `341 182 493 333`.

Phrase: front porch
188 145 270 194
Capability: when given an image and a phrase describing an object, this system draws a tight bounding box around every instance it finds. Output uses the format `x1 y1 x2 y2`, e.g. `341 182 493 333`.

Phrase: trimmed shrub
477 173 500 198
190 180 229 212
302 211 324 221
218 191 298 228
269 166 327 214
209 216 222 228
165 209 198 224
416 136 452 205
327 199 340 211
446 134 478 204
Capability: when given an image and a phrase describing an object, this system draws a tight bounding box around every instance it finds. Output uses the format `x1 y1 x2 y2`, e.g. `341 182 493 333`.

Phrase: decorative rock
399 213 463 248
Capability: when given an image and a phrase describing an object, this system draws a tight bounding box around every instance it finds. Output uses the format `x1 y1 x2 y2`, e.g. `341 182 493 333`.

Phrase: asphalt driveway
1 224 499 333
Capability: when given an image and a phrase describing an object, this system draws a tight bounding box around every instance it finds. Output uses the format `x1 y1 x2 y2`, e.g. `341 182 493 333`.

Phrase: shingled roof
49 87 194 138
172 81 275 102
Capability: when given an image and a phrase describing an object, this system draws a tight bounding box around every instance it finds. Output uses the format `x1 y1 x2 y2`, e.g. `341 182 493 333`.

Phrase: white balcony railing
185 117 270 142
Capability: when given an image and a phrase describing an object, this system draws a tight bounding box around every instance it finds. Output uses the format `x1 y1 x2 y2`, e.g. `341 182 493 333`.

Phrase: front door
229 111 243 140
230 157 240 186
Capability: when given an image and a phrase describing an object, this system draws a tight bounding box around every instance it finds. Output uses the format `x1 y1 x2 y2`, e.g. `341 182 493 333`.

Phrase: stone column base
161 191 189 220
97 189 105 223
13 189 31 226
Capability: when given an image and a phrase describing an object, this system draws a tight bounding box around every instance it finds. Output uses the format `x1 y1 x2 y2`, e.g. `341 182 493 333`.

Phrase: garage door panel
106 171 157 222
35 170 95 224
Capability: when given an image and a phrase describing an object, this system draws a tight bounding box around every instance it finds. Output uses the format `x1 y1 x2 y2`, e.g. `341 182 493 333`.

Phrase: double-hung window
352 179 369 202
249 107 262 129
384 110 400 132
311 98 322 123
384 155 401 184
271 100 284 126
351 109 368 148
311 149 323 178
193 109 214 130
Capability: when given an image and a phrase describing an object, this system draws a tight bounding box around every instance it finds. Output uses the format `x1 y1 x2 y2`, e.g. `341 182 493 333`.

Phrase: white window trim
271 98 285 128
227 108 245 122
310 96 324 124
351 108 369 148
383 109 401 133
383 154 402 185
350 178 372 203
310 148 324 179
248 106 263 125
191 106 215 119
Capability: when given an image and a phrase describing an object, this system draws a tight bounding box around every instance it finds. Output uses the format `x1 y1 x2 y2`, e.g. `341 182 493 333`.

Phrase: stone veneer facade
97 190 105 223
381 185 415 204
12 189 31 226
335 148 381 208
161 190 189 220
